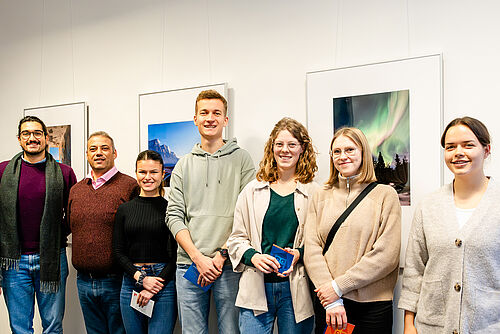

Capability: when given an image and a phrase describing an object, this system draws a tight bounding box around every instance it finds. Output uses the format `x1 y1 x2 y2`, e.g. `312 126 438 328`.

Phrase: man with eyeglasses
0 116 77 334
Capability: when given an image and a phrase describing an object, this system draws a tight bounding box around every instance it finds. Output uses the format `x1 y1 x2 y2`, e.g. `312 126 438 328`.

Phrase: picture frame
139 83 228 190
306 54 443 264
24 102 88 180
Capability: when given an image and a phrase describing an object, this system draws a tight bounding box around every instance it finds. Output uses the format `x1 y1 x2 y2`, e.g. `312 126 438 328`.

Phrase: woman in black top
113 150 177 334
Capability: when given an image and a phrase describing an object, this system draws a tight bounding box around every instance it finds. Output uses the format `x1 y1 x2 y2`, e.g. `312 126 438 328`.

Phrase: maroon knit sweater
68 171 139 274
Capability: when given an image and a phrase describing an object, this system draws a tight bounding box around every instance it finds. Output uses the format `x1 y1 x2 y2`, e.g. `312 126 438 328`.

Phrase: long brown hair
256 117 317 184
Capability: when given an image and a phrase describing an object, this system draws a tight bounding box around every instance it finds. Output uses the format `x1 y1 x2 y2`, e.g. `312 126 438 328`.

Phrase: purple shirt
0 158 77 253
86 166 118 190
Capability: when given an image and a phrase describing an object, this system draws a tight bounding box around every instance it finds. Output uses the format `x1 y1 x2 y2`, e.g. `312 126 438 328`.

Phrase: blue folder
183 263 213 292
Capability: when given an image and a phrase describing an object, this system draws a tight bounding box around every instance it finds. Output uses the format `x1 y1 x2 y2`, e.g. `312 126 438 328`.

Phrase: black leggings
312 296 393 334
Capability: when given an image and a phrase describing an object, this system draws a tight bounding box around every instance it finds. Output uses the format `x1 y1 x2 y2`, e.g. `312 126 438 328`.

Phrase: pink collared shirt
87 166 119 190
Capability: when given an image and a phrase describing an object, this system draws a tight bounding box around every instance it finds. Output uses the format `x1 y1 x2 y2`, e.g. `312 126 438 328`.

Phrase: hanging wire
161 0 168 88
69 0 76 99
406 0 411 56
334 0 342 66
39 0 46 105
205 0 212 81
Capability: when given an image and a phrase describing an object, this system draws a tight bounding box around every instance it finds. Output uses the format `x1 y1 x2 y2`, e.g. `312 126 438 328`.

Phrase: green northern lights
335 90 410 166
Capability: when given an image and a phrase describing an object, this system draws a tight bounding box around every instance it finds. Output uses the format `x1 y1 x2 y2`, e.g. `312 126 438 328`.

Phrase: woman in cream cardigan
304 127 401 334
399 117 500 334
228 117 318 334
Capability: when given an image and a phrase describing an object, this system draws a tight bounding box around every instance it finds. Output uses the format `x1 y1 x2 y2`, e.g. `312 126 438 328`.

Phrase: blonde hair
256 117 317 184
326 127 376 188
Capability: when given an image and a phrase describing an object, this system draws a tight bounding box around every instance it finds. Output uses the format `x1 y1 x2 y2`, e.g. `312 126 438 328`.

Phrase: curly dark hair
18 116 48 136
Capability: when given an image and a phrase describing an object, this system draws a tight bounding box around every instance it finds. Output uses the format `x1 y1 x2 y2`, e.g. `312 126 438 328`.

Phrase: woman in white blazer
228 117 318 334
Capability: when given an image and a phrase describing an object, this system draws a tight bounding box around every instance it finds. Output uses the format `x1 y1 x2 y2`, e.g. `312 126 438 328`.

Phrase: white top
455 206 475 229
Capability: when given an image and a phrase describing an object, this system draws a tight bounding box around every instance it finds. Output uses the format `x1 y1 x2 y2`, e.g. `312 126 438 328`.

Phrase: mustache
27 140 41 145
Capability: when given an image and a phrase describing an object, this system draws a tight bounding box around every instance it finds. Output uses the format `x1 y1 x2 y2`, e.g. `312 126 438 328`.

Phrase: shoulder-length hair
256 117 317 184
325 127 376 188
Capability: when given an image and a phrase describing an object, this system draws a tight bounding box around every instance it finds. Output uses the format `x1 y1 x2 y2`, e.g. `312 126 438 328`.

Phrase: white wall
1 0 499 332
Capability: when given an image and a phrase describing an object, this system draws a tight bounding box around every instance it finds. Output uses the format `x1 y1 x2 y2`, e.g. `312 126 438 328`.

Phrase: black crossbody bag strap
322 182 378 256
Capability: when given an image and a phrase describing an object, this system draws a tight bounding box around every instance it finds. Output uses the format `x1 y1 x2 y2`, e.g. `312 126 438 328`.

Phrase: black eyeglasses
19 130 45 140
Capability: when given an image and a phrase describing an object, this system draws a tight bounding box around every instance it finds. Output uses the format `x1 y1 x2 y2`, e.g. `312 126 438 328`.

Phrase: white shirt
455 206 475 229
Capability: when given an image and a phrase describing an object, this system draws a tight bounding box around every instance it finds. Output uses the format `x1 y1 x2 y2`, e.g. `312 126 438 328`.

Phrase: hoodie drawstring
216 155 221 184
205 154 221 186
205 155 209 187
193 138 239 187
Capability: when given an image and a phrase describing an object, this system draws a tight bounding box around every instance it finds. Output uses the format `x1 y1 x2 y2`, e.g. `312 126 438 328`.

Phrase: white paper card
130 290 155 318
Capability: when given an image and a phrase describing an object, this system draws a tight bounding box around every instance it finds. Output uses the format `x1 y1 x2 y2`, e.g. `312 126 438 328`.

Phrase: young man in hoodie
167 89 255 333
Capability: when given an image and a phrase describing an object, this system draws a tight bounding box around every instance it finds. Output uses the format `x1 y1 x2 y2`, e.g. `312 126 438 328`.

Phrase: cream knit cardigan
399 178 500 334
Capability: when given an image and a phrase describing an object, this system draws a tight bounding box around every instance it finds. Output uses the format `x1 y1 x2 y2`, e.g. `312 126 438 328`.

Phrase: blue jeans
120 263 177 334
176 263 240 334
2 249 68 334
239 281 314 334
76 272 125 334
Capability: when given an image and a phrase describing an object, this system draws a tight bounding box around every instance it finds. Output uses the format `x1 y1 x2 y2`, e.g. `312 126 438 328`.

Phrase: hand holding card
183 263 213 292
269 244 294 274
130 290 155 318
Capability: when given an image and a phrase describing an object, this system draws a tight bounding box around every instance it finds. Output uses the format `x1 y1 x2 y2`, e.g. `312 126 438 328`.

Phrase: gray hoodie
167 138 255 264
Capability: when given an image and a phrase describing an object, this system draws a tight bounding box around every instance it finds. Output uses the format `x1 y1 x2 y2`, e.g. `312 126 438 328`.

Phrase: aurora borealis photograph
333 90 410 205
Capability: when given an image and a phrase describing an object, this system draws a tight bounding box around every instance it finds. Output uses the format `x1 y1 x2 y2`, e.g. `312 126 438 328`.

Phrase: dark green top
242 188 302 282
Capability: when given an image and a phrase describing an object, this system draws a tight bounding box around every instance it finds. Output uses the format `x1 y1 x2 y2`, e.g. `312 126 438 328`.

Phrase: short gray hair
88 131 115 151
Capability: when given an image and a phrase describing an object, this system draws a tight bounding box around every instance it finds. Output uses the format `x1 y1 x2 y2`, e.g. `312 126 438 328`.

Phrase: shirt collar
21 156 46 164
86 166 119 189
255 180 309 197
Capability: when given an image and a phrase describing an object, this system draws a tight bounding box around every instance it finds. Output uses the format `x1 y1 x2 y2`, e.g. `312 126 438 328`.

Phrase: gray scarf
0 152 64 293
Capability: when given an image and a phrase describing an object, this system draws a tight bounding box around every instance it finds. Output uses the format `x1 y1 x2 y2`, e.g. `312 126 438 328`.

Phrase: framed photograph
24 102 88 180
139 83 227 188
307 54 443 264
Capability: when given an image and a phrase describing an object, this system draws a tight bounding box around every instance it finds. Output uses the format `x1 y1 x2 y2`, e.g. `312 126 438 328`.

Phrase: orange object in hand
324 323 355 334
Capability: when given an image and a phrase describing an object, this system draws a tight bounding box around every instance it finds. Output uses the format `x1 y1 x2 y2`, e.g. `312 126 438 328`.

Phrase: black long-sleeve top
112 196 177 281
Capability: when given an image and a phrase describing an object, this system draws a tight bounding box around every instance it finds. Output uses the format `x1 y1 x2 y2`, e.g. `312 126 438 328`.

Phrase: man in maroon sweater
68 131 138 334
0 116 77 334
